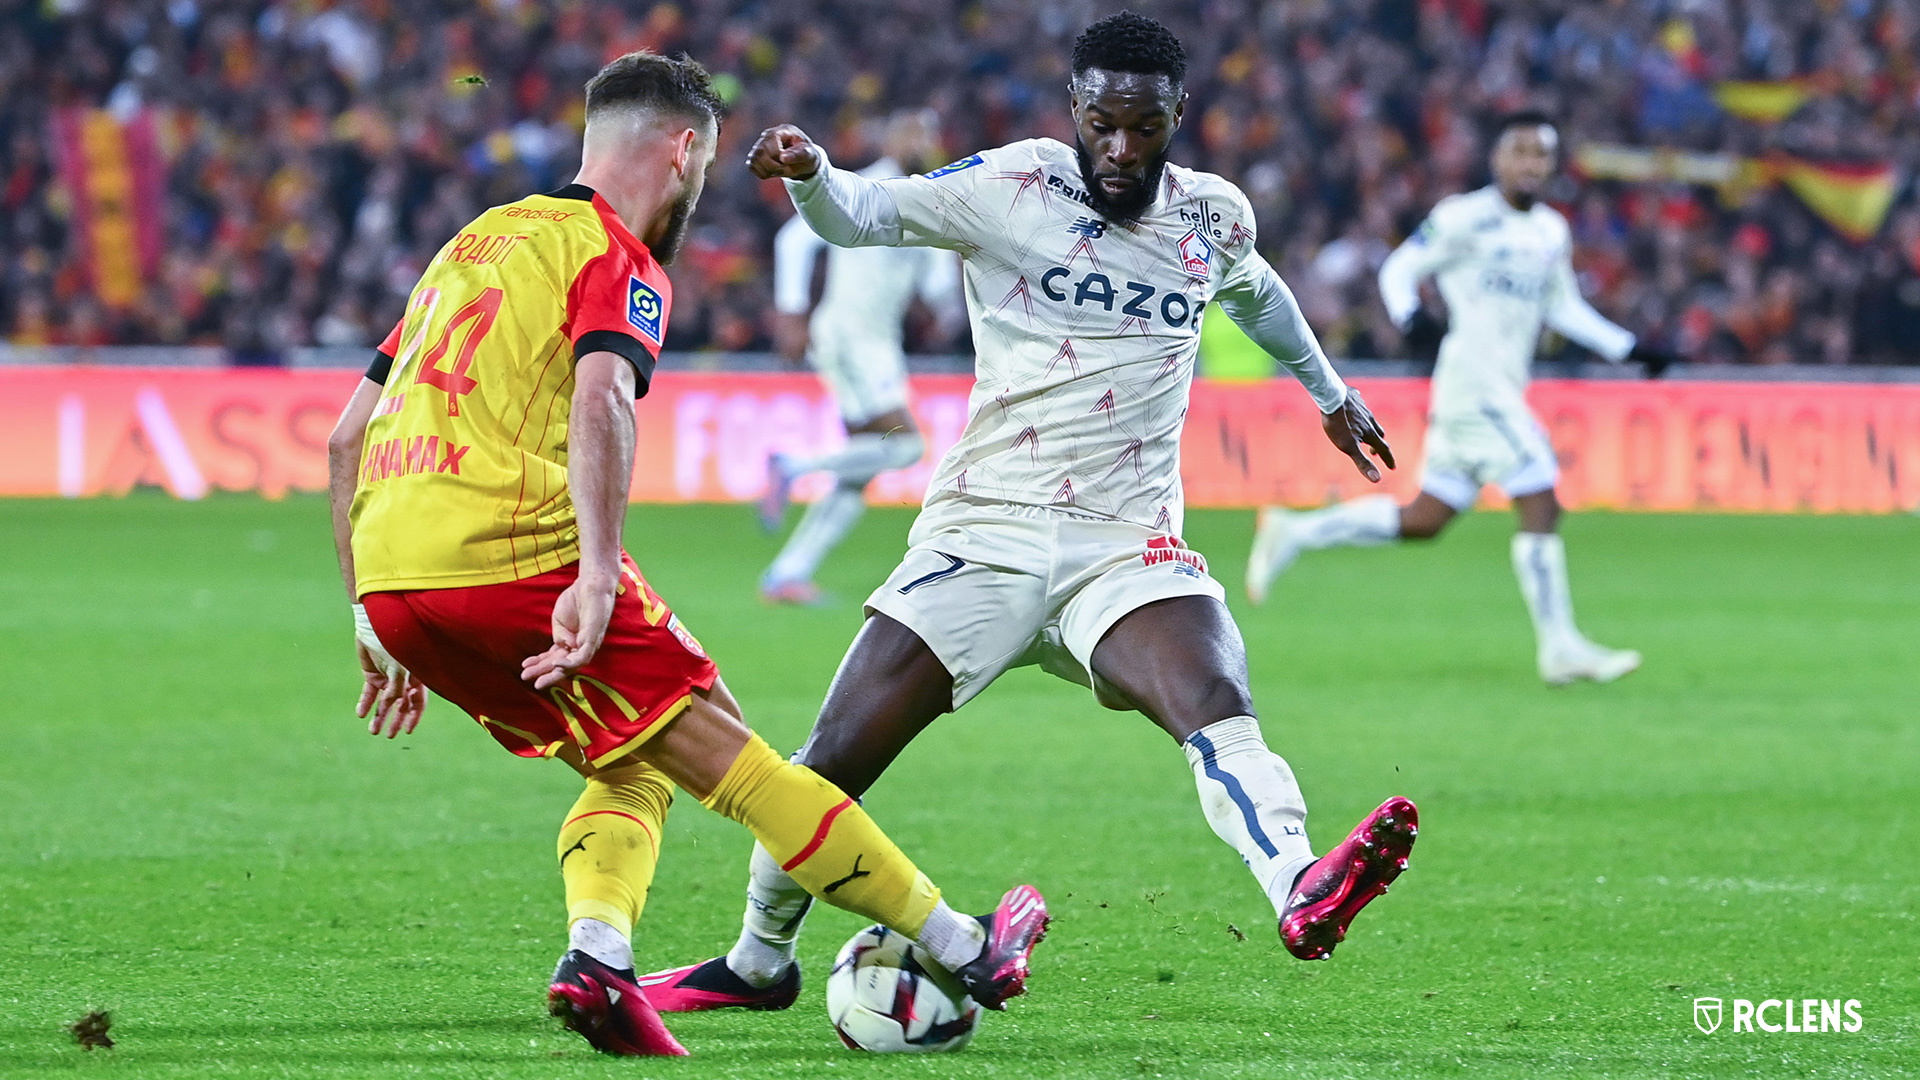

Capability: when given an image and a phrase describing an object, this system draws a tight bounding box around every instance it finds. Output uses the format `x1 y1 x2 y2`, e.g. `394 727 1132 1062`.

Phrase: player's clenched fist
748 124 823 180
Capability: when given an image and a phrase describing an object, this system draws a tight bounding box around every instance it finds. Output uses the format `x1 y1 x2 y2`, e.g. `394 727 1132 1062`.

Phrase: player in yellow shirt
324 52 1047 1057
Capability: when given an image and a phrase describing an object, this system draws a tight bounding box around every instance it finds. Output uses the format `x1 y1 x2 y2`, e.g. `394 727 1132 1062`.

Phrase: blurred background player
757 109 964 604
327 51 1046 1057
642 14 1417 1016
1246 112 1680 685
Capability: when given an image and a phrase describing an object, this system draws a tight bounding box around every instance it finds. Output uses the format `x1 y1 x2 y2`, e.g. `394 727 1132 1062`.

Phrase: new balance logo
1067 217 1107 239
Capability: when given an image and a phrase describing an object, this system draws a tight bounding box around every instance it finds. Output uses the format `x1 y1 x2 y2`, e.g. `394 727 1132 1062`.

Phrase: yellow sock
701 734 939 936
558 761 674 938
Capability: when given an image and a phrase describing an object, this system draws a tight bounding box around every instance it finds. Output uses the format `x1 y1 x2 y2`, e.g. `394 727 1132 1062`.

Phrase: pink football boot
1280 796 1418 960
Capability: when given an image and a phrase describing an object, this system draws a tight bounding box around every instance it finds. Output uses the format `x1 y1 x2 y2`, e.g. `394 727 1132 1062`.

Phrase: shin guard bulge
558 761 674 937
1183 716 1317 916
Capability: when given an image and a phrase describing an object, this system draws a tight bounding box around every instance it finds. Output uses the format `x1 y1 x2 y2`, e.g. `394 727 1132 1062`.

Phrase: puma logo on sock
823 855 871 894
560 833 595 866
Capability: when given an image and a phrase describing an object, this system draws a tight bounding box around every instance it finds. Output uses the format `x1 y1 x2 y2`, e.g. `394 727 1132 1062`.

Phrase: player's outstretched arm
327 377 428 737
748 124 910 249
522 352 637 690
1217 253 1394 482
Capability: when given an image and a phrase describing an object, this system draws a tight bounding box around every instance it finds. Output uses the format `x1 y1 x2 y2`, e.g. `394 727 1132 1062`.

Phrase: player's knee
1399 501 1456 540
1400 516 1446 540
1516 492 1561 532
1168 674 1254 735
792 734 877 797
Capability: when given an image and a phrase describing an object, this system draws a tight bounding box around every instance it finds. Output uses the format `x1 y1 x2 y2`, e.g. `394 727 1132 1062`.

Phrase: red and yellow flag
1772 155 1900 243
50 108 166 310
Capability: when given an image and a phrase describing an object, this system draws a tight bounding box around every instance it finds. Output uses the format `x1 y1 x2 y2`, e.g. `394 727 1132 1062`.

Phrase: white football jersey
1378 186 1635 417
773 157 960 347
788 138 1344 536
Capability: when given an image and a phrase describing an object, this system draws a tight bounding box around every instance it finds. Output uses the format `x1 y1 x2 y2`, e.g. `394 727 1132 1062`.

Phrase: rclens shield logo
1694 997 1863 1034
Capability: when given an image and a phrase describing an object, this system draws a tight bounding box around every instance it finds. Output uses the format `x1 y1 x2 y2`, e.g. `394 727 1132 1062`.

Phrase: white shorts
866 504 1228 709
1419 404 1560 512
808 321 909 426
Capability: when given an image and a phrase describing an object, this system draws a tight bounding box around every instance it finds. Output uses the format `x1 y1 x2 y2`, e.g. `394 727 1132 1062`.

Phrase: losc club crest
1177 228 1214 276
1694 998 1723 1034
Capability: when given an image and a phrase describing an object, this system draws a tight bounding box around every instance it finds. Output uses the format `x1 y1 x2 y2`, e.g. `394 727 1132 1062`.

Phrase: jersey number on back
414 287 505 416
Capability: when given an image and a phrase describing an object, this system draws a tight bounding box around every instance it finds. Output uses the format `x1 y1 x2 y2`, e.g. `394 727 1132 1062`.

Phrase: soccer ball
826 924 981 1052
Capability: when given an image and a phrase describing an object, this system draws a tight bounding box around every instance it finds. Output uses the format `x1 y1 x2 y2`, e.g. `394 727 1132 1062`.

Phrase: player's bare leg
1088 595 1416 960
760 407 925 604
1510 490 1641 684
646 615 957 1006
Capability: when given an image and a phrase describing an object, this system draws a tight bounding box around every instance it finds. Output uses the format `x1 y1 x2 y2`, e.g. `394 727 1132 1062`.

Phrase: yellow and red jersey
349 184 670 596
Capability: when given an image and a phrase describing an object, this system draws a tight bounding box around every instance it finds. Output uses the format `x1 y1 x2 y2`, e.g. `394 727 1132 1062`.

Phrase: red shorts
362 553 719 768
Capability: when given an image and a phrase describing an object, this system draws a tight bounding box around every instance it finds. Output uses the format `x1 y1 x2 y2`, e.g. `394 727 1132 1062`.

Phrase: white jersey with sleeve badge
824 138 1345 536
1377 186 1635 418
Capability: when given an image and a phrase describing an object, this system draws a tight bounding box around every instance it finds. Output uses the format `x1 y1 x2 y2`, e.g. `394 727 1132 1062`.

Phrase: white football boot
1538 637 1642 685
1245 507 1303 606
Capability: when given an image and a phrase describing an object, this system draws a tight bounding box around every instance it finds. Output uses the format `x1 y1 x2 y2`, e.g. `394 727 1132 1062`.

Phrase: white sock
765 483 867 585
915 900 987 973
726 842 813 987
1182 716 1317 918
1292 494 1401 549
568 917 633 972
783 430 924 485
1511 532 1580 651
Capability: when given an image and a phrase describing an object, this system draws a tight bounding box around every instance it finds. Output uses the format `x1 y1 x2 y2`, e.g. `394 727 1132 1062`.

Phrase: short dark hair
1494 110 1558 141
585 51 724 128
1070 12 1187 87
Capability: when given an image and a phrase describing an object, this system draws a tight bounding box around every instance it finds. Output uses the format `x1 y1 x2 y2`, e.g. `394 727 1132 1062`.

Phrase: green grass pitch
1 495 1914 1078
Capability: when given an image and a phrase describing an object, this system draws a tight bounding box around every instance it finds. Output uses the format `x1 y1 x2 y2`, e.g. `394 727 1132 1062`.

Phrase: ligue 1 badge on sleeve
627 276 663 345
924 153 983 179
1694 997 1723 1034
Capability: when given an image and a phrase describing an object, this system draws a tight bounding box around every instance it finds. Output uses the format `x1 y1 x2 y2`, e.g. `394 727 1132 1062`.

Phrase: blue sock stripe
1186 731 1279 859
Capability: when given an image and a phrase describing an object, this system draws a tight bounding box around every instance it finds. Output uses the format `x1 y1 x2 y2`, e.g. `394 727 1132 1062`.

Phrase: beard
1074 134 1167 224
650 184 699 266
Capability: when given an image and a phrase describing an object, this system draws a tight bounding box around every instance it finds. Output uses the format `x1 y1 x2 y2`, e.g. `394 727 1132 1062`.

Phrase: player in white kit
641 14 1419 1013
1245 113 1677 685
758 110 964 604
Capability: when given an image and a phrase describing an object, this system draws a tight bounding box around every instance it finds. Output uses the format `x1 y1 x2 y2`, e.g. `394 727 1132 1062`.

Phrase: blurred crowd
4 0 1919 363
